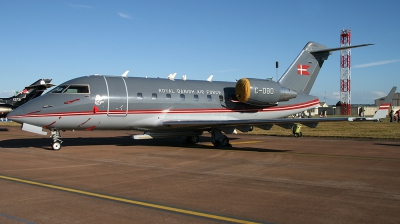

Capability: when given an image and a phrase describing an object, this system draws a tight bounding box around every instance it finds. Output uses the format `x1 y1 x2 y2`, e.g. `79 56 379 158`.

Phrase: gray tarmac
0 126 399 224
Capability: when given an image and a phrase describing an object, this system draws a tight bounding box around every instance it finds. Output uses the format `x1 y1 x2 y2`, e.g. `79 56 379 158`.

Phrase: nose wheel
50 129 63 150
52 141 62 150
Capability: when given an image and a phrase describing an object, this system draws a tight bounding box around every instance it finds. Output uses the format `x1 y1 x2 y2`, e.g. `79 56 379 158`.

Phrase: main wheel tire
52 142 61 150
186 136 199 144
220 136 230 147
213 141 220 147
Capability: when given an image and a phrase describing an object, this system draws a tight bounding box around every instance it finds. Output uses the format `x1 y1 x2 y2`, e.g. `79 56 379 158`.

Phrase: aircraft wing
163 86 397 130
163 117 356 130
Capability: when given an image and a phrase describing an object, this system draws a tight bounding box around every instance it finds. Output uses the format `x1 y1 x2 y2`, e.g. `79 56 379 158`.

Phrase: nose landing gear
50 129 63 150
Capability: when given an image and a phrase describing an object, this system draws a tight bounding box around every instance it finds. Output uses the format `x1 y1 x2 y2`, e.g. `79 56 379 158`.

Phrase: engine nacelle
0 106 12 117
0 106 12 114
235 78 297 106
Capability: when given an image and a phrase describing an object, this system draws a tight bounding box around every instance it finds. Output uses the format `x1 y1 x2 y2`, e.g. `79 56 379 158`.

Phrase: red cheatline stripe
9 99 319 118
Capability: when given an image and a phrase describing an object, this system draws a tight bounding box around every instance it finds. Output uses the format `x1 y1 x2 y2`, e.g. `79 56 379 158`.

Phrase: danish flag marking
297 64 310 76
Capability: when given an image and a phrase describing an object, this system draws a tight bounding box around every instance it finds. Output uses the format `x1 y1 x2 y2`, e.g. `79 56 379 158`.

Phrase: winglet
207 75 213 82
372 86 397 120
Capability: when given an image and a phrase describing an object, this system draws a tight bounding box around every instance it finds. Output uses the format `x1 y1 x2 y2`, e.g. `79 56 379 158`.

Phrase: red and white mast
340 29 351 115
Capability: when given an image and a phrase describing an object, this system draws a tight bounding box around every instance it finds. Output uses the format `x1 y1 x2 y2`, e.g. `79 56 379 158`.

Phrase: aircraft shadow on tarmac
374 142 400 147
0 135 290 153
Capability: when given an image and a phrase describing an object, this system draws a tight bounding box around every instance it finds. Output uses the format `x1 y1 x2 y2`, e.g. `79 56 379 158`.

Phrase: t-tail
0 79 54 110
372 86 397 120
347 86 397 121
279 41 373 94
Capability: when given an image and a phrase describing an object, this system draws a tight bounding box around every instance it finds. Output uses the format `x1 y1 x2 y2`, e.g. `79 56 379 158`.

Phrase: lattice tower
340 29 351 115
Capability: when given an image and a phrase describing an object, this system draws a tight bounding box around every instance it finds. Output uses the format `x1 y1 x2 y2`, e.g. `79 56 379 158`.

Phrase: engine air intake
235 78 297 106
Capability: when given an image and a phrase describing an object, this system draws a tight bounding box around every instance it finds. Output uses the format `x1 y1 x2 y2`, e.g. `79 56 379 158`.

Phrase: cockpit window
50 85 68 93
50 85 90 94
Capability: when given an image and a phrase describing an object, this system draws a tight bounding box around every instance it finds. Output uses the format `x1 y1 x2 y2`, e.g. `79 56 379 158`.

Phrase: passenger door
104 77 128 116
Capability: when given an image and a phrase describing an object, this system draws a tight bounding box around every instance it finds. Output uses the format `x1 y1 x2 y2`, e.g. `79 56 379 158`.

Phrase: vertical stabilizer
278 42 328 94
278 42 373 94
373 86 397 120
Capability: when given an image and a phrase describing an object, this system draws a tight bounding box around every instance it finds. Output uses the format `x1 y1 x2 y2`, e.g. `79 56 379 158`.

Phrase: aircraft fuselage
9 75 319 131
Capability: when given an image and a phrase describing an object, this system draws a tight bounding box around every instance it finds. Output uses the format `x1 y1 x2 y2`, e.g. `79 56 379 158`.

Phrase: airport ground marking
0 174 261 224
0 212 35 224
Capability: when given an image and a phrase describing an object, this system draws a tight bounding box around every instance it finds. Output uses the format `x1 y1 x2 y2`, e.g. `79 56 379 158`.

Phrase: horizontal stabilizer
279 42 373 95
25 79 54 88
310 44 374 53
26 83 55 88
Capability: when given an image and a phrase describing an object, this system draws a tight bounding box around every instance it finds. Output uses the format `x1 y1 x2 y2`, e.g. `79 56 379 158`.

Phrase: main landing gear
211 128 232 148
184 129 231 148
186 135 200 144
50 129 63 150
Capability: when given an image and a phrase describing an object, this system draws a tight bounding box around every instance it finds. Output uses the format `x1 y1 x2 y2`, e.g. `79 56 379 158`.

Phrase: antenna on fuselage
207 75 213 82
167 73 177 81
182 75 187 81
121 70 129 77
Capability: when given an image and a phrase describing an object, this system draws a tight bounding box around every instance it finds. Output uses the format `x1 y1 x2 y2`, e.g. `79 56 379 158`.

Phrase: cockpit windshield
49 85 90 94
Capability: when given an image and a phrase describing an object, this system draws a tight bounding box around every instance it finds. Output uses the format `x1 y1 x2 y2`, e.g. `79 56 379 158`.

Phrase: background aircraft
8 42 394 150
0 79 54 118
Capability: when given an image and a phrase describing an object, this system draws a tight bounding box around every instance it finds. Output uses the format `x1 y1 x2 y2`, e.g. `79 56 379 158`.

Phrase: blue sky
1 0 399 104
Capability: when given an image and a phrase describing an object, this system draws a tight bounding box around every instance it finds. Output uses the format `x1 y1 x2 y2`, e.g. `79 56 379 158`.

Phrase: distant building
319 102 329 107
305 93 400 117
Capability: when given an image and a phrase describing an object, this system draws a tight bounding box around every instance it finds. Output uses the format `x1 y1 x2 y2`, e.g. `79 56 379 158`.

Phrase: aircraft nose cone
7 105 27 124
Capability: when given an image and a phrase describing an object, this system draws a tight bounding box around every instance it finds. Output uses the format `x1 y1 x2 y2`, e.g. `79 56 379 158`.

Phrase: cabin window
50 85 89 94
180 94 185 100
207 95 212 101
137 93 143 100
152 93 157 100
194 94 199 101
166 94 171 100
219 95 224 102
